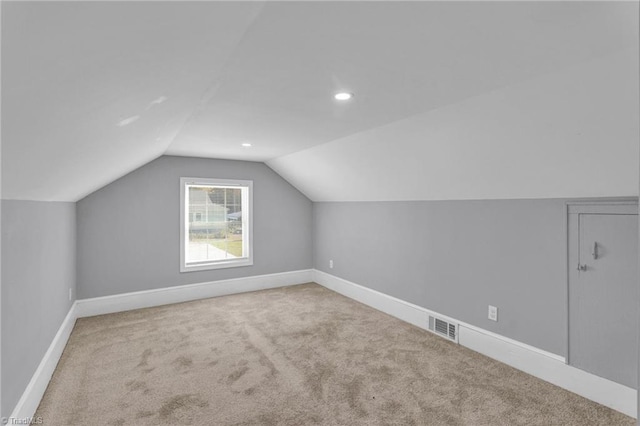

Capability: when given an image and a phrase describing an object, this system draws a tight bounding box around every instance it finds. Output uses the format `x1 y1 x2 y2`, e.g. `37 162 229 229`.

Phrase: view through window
181 178 252 271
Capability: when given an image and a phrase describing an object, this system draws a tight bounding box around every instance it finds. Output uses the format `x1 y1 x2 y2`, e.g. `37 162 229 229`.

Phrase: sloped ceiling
1 1 265 201
2 1 638 202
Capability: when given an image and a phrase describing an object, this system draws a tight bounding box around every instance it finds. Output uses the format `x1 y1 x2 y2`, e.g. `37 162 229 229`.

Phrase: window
180 177 253 272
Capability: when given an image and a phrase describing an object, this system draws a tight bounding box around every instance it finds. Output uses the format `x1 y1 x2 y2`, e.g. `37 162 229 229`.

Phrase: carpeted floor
36 283 633 425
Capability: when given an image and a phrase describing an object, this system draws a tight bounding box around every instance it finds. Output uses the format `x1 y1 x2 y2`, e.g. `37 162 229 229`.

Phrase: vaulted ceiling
2 1 638 202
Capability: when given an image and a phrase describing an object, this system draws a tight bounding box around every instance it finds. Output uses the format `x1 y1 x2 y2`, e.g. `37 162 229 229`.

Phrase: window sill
180 258 253 273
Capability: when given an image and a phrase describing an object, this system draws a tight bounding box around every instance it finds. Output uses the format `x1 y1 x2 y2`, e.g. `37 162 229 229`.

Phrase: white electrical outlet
69 288 73 301
329 259 334 269
488 305 498 321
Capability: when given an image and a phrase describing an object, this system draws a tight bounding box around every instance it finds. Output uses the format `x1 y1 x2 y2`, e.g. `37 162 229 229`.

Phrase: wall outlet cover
488 305 498 321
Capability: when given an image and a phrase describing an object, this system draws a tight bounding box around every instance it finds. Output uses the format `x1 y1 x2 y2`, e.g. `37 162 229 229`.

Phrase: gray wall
77 156 312 299
1 200 76 417
313 199 569 356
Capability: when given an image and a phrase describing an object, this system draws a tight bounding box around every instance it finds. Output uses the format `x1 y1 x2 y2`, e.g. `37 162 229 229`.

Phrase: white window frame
180 177 254 272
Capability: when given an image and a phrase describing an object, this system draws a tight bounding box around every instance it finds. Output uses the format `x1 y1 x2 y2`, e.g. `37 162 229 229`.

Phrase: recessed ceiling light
334 92 354 101
242 143 252 147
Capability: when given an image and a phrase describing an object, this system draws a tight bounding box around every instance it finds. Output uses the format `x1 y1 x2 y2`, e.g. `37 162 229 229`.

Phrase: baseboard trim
10 303 78 421
458 325 636 418
75 269 314 318
312 269 636 418
10 269 313 420
12 269 635 419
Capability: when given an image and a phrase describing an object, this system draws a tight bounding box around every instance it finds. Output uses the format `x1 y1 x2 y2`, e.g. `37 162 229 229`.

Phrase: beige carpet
37 283 633 425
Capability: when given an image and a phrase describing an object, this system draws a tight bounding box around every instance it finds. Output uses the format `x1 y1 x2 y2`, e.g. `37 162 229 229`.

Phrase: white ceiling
2 1 638 201
269 47 639 201
2 1 265 201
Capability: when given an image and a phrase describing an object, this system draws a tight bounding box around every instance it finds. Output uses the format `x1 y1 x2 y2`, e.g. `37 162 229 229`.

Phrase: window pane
186 185 244 263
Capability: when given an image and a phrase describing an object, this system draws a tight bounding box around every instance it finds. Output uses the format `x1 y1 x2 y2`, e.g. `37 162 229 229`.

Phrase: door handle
577 262 587 271
592 242 598 260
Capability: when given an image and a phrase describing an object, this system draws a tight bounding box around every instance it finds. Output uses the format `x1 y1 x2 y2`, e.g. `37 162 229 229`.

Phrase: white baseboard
75 269 314 318
458 326 636 418
12 269 636 420
11 269 313 420
312 269 637 419
10 303 77 421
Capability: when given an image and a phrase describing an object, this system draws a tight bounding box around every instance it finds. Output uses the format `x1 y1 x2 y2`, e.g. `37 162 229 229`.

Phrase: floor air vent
428 315 458 343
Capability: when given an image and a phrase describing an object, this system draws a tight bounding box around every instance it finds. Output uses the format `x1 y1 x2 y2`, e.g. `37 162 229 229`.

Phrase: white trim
75 269 313 318
312 270 562 362
13 269 635 420
312 269 636 418
314 269 451 333
179 177 254 273
182 257 254 273
11 270 313 419
458 326 636 418
10 303 77 421
457 317 565 363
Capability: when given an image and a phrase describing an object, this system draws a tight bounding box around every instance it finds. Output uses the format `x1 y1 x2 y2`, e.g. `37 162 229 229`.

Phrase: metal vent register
428 315 458 343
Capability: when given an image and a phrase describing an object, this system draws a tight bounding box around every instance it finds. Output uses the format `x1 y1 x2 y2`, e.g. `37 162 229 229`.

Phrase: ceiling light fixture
242 143 252 147
334 92 354 101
